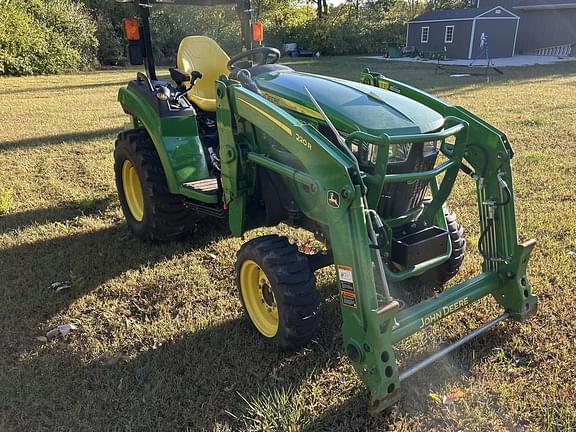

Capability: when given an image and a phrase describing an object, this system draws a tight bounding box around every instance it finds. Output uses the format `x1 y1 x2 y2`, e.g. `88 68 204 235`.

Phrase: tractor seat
177 36 230 112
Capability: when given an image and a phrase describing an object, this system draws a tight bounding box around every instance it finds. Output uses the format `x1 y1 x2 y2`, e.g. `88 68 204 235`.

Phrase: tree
0 0 97 75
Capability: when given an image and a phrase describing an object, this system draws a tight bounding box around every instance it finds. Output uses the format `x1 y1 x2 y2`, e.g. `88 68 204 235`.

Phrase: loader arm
217 77 404 407
215 72 537 412
113 0 537 411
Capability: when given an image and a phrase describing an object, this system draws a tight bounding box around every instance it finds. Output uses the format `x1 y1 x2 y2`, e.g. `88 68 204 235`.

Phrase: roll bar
116 0 253 81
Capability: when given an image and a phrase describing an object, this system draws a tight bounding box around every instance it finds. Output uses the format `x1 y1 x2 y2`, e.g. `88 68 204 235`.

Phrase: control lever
175 70 203 101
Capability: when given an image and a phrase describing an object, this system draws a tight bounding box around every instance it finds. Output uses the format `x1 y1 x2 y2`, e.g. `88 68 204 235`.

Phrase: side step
182 178 219 195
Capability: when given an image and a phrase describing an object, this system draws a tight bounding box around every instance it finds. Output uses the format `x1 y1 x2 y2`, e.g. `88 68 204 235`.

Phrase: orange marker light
122 18 141 41
252 21 263 43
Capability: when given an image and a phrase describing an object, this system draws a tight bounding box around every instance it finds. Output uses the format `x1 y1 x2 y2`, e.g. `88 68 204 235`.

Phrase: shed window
444 25 454 43
421 26 429 43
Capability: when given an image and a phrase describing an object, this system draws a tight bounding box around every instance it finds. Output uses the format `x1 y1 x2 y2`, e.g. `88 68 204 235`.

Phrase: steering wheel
227 47 281 71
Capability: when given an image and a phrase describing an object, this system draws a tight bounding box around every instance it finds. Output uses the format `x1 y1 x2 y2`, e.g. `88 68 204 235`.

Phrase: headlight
388 143 412 164
345 131 439 166
388 140 439 164
423 140 439 157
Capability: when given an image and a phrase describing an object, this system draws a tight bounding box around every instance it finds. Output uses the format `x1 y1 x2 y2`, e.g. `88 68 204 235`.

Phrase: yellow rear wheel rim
240 260 279 338
122 159 144 222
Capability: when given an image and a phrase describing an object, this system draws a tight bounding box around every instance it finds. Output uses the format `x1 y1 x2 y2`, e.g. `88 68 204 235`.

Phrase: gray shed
406 6 520 59
479 0 576 55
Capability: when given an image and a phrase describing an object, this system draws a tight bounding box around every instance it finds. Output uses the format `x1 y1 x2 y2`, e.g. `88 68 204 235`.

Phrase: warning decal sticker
337 265 356 308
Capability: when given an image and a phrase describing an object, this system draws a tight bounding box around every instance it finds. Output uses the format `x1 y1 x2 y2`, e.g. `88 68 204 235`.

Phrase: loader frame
213 71 537 412
115 0 537 413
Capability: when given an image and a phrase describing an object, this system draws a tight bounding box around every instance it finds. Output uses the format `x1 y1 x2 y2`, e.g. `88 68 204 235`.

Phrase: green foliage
262 1 406 55
0 187 13 215
84 1 241 65
0 0 481 73
150 5 242 63
88 0 413 65
239 386 312 431
0 0 97 75
84 0 134 66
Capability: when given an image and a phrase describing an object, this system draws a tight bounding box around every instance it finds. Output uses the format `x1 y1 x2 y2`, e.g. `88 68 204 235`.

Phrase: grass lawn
1 57 575 431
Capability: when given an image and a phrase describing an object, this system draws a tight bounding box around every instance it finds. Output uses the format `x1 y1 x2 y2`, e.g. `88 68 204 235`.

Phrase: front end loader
112 0 538 413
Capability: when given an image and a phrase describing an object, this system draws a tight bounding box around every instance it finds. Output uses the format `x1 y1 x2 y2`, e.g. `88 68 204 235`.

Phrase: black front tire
114 129 195 242
236 235 320 350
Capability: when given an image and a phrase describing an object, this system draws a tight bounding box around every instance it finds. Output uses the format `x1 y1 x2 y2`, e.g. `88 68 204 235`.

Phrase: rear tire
114 129 195 242
236 235 320 350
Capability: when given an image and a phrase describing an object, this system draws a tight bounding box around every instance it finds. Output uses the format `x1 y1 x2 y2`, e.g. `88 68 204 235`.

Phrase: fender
118 80 211 200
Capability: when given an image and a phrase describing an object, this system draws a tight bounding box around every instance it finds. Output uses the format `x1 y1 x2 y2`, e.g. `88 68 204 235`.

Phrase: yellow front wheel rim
122 159 145 222
240 260 279 338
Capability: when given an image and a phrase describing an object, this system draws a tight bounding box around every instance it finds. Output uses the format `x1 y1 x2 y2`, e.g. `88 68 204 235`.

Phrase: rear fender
118 82 210 193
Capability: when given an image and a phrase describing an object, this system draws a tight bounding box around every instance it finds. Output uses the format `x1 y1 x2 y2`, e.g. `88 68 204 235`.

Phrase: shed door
470 19 518 59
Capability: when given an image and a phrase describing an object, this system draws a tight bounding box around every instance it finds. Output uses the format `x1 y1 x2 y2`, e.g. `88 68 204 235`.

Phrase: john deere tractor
113 0 537 413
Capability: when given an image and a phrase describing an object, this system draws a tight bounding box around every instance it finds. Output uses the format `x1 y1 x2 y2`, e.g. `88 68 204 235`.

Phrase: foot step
182 178 219 194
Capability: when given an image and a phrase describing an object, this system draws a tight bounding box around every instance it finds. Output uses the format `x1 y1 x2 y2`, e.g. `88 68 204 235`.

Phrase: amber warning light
252 21 263 42
122 18 141 41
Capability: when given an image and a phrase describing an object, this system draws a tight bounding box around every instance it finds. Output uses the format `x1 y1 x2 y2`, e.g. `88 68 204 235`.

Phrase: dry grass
0 58 575 431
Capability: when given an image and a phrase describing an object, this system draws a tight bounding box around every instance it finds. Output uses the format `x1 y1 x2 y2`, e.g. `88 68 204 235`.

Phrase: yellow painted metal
237 97 293 136
122 159 145 222
240 259 279 337
177 36 230 112
260 90 324 121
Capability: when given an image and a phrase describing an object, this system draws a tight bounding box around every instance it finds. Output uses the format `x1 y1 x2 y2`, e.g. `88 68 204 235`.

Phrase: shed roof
514 0 576 9
409 6 517 23
516 0 576 5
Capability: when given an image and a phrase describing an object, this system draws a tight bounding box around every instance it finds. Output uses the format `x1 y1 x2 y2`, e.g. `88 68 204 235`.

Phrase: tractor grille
377 141 439 219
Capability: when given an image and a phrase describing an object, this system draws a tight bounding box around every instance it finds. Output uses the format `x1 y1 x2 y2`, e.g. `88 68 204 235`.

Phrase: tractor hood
253 71 444 136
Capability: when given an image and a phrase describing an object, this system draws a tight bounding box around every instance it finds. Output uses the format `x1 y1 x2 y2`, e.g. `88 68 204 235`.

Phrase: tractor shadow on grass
1 291 345 430
0 246 346 430
1 318 332 430
0 80 129 96
303 321 514 430
0 196 115 233
0 216 231 355
0 127 123 151
0 229 518 430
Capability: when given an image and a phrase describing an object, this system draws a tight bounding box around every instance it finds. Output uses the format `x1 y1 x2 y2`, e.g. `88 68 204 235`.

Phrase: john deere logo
327 191 340 208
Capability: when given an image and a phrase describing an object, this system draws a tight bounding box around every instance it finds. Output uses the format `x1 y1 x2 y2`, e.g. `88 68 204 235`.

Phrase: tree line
0 0 473 75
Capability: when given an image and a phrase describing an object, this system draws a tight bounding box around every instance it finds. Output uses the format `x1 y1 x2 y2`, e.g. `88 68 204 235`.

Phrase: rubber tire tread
114 129 194 242
236 235 320 350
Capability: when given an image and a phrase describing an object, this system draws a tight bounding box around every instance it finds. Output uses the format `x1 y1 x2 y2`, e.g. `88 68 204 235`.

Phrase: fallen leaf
90 351 129 367
269 367 283 381
448 389 465 400
429 391 442 402
513 355 529 366
49 281 71 293
35 336 48 343
58 323 77 337
443 389 465 405
46 323 77 339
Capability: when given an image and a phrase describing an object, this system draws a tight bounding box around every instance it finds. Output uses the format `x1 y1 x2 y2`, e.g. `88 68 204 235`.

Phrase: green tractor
113 0 538 413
